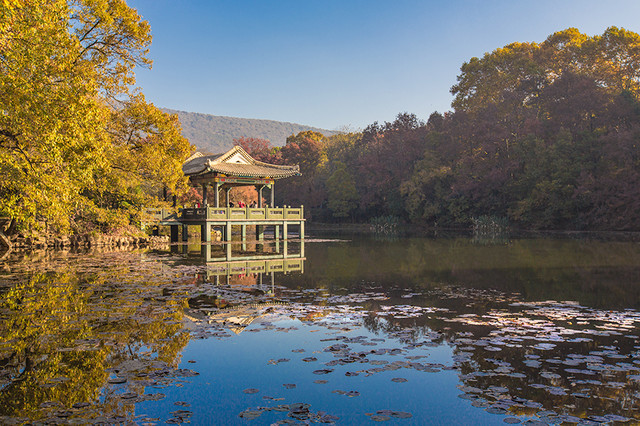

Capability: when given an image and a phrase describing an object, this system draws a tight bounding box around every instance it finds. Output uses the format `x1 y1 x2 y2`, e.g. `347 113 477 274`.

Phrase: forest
1 0 639 237
240 27 640 231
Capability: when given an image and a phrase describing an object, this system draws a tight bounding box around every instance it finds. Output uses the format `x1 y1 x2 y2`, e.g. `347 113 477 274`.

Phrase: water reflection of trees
0 253 191 422
355 288 640 422
292 237 640 309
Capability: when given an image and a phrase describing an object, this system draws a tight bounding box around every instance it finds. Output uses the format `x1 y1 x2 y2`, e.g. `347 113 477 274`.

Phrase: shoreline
307 222 640 241
1 233 170 257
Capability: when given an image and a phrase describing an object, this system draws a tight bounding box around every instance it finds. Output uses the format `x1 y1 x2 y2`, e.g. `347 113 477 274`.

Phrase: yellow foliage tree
0 0 192 235
451 27 640 114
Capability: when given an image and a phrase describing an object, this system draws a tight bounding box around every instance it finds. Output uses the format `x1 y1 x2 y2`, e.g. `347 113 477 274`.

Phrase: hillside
163 108 335 153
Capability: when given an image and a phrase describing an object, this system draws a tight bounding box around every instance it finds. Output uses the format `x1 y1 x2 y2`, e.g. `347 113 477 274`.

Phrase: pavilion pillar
202 184 208 206
201 223 210 243
257 185 264 207
214 182 220 207
170 225 179 243
225 221 232 260
270 184 275 208
226 187 231 207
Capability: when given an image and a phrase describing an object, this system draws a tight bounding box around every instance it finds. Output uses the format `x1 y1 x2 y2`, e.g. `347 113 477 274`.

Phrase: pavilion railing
204 258 304 276
142 208 175 222
160 205 304 222
182 208 207 220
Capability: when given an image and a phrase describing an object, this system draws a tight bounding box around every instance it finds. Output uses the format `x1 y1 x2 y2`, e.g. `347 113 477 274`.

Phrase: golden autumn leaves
0 0 192 234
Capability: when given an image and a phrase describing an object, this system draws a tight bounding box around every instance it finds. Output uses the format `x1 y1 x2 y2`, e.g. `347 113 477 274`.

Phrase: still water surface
1 234 640 424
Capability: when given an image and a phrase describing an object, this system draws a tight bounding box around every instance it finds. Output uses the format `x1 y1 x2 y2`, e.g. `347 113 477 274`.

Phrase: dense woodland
239 27 640 231
1 0 639 237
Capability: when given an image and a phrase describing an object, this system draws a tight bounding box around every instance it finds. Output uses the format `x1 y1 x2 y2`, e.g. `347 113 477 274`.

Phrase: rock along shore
8 234 170 250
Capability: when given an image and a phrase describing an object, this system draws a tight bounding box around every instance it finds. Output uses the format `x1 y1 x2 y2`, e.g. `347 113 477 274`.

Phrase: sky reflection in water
1 235 640 424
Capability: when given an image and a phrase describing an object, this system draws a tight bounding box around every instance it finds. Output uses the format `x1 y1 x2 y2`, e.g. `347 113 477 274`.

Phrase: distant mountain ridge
163 108 335 154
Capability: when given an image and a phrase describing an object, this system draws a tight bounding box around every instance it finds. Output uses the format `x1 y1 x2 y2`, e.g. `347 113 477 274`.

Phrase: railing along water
143 206 304 222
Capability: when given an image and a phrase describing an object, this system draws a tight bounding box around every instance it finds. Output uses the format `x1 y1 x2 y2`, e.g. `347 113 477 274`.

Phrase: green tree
326 161 358 219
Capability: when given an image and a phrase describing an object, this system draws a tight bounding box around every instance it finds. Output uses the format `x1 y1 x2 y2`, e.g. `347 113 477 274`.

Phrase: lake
1 233 640 424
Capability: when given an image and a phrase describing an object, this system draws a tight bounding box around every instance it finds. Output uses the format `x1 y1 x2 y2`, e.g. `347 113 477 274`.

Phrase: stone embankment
8 234 169 250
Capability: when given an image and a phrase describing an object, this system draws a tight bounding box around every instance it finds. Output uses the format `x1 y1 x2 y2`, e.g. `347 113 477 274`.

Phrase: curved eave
206 164 301 179
182 148 301 180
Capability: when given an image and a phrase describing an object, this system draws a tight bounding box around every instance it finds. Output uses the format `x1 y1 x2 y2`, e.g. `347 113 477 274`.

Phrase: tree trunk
0 232 12 254
0 218 13 253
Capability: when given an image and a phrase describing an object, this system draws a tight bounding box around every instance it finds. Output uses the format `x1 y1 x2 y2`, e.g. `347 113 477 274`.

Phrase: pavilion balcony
142 204 305 246
178 205 303 221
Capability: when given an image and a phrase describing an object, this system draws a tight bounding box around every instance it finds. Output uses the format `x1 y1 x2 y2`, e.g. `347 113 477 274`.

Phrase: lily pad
238 409 262 419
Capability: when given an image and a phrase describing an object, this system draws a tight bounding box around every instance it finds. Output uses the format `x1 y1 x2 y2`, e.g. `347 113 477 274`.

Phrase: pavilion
182 145 300 208
146 146 304 251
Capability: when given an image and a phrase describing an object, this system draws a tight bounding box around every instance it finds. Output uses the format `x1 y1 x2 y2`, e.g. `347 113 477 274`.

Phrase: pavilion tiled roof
182 146 300 179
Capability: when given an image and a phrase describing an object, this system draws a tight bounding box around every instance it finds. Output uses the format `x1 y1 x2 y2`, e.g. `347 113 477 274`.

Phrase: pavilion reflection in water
201 301 289 335
176 240 304 334
172 238 304 280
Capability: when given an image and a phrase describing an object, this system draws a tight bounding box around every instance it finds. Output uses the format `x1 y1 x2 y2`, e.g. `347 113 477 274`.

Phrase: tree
451 27 640 115
326 162 358 219
86 93 192 231
0 0 191 235
280 131 326 175
233 136 280 163
430 27 640 230
355 113 427 218
1 0 107 232
324 132 360 168
450 41 541 113
277 131 326 213
400 141 452 223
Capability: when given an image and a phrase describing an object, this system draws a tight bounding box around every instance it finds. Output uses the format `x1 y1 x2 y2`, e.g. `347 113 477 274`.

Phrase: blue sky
129 0 640 130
